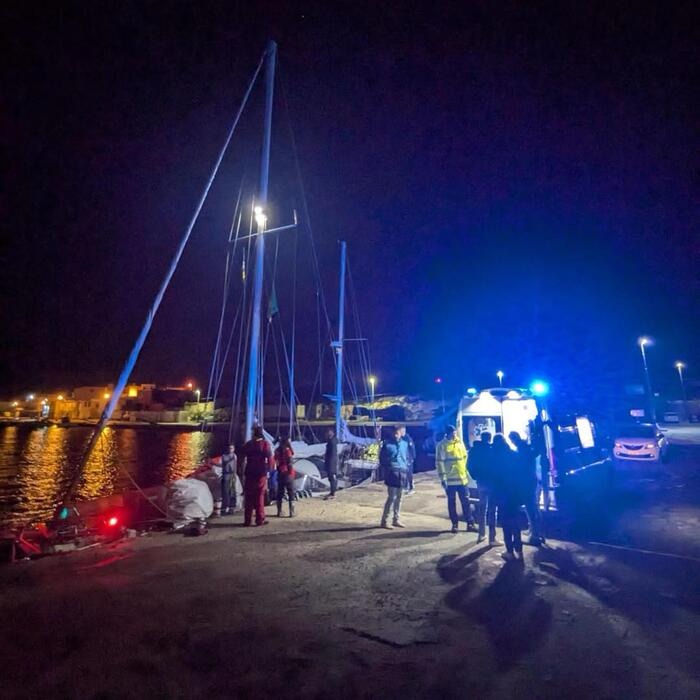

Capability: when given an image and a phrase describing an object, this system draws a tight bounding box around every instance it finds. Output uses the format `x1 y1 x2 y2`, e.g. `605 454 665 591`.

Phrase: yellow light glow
12 401 18 407
103 392 111 400
128 387 138 398
57 395 64 401
186 382 193 390
368 375 377 387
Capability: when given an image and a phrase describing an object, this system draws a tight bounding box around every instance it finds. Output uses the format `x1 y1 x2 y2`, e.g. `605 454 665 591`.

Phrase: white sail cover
166 478 214 527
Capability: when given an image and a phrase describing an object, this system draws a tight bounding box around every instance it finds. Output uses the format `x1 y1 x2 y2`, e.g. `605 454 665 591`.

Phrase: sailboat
54 39 377 521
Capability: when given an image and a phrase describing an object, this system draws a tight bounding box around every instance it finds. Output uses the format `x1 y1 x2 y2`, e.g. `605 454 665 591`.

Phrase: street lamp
675 361 687 420
195 388 201 404
186 381 193 390
367 375 377 427
496 370 504 387
675 361 686 397
638 337 656 422
435 377 445 413
27 394 35 401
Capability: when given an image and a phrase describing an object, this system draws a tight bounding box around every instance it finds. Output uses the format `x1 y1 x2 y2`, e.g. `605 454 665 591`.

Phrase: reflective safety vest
436 436 469 486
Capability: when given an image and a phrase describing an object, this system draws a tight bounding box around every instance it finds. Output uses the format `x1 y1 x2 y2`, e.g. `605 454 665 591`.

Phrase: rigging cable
279 62 335 422
204 182 245 418
62 49 266 506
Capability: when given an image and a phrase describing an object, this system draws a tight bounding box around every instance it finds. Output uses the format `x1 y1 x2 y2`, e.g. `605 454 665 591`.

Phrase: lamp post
195 388 201 404
367 375 377 429
675 361 686 398
638 337 656 422
496 370 504 387
675 361 687 420
435 377 445 413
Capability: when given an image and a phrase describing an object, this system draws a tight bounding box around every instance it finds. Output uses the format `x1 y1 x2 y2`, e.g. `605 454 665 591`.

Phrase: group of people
380 423 543 561
219 422 543 558
440 425 543 560
220 427 298 527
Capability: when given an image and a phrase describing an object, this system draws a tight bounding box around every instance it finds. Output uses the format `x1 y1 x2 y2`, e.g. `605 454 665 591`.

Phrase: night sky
3 1 698 407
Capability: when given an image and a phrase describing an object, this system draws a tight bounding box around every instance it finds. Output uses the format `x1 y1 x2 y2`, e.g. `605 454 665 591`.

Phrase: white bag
166 478 214 527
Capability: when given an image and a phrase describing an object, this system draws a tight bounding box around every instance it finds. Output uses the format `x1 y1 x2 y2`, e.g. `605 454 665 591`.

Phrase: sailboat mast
333 241 347 437
245 40 277 441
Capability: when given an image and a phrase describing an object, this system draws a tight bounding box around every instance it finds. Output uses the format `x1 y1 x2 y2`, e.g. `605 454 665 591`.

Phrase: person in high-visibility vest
436 425 475 533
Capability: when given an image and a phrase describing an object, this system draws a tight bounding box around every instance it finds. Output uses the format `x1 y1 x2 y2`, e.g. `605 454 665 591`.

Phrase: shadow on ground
437 547 553 670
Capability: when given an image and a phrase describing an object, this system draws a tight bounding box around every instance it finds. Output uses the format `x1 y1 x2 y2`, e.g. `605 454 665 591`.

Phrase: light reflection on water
0 426 225 527
167 432 213 482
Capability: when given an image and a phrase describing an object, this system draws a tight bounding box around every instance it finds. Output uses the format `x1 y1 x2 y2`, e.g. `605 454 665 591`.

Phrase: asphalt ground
1 429 699 699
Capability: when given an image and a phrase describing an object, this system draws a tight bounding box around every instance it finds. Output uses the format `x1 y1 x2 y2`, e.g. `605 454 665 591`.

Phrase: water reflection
167 431 213 481
79 427 120 501
14 426 71 525
0 426 225 527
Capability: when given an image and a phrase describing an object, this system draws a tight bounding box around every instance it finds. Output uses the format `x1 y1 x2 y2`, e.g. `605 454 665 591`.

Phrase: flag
267 285 279 320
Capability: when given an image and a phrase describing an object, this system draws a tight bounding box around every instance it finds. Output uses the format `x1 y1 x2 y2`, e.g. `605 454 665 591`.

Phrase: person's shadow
438 552 553 670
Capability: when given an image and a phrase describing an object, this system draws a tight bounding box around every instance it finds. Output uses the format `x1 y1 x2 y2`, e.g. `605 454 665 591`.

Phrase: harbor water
0 424 231 527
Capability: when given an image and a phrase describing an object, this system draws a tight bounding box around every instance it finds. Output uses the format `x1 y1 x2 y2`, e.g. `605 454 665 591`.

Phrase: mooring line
588 541 700 564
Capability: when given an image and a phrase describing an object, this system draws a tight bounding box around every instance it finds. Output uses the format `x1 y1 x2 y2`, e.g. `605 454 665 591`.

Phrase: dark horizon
3 1 698 406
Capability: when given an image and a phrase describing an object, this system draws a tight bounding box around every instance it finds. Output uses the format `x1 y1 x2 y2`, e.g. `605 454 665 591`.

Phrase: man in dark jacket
379 427 408 528
323 427 339 500
469 431 500 545
495 433 529 560
509 431 543 545
241 426 273 526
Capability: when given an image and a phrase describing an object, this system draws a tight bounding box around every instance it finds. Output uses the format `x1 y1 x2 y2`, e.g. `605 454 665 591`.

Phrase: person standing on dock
274 436 296 517
436 425 473 534
379 427 409 528
323 427 339 500
469 431 500 545
509 431 543 545
399 425 417 495
492 433 525 561
221 444 238 515
241 426 273 526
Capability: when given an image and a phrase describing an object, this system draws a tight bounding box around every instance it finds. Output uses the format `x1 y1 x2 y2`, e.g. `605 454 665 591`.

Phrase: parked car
613 424 668 463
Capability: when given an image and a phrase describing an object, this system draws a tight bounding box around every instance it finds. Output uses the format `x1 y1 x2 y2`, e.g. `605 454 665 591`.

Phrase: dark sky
2 1 698 406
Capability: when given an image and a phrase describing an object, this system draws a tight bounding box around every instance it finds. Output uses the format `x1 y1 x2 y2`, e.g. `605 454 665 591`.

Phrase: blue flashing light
530 380 550 397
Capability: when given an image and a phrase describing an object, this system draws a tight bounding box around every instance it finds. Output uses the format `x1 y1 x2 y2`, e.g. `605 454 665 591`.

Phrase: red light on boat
107 516 119 527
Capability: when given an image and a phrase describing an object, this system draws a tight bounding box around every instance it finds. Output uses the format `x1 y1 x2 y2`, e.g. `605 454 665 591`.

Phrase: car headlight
645 443 656 449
